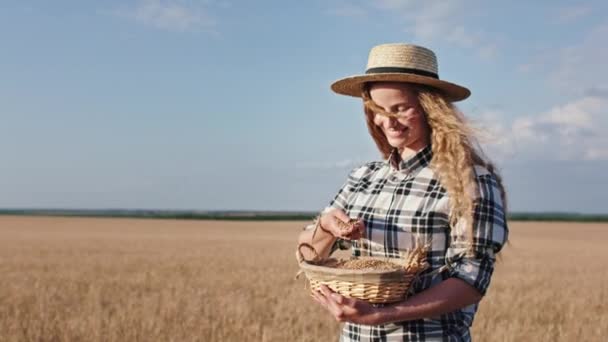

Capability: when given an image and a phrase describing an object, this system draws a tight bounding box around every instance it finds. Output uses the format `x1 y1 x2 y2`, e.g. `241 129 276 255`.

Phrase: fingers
311 289 326 306
314 285 367 324
332 209 351 223
320 285 341 303
336 229 355 240
340 218 366 240
314 285 377 325
345 229 362 241
355 218 365 235
311 287 335 317
319 286 345 321
348 219 365 240
319 211 347 238
324 210 366 240
324 286 356 307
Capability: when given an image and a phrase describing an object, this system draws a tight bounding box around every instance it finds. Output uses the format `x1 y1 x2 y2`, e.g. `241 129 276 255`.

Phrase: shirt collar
387 144 433 174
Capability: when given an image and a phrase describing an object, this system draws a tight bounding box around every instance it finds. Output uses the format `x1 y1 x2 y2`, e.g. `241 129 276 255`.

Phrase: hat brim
331 73 471 102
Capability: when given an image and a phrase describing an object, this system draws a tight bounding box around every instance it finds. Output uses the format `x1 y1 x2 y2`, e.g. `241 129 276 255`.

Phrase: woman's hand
319 209 365 240
312 285 385 325
297 209 364 262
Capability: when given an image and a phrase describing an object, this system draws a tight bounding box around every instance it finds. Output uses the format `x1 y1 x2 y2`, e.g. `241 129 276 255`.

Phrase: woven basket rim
298 256 409 276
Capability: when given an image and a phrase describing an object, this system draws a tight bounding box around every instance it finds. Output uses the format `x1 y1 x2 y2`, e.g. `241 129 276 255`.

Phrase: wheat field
0 216 606 342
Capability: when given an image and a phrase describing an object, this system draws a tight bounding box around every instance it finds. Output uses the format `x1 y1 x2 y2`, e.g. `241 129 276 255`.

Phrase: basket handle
296 242 321 263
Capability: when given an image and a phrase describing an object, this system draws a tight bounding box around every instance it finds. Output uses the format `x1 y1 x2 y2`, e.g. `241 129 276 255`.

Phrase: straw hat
331 43 471 101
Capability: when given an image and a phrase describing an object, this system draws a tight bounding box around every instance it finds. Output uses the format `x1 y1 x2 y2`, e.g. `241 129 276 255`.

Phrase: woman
297 43 508 341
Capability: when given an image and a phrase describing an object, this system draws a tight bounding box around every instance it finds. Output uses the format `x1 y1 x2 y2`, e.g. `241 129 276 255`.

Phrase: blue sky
1 0 607 213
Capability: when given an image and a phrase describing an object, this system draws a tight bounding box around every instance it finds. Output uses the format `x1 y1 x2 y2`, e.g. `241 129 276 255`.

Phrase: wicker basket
297 243 429 304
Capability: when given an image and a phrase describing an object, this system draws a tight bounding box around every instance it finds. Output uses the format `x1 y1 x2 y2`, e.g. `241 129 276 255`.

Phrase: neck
398 140 429 160
399 147 416 159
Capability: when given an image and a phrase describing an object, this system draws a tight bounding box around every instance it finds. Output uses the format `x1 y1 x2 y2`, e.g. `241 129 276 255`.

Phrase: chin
387 139 407 149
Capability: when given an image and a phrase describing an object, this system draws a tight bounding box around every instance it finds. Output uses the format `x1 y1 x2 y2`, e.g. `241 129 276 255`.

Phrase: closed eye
388 102 411 112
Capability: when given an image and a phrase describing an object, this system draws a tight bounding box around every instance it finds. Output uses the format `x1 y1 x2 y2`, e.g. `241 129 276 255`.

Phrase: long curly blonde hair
361 83 507 245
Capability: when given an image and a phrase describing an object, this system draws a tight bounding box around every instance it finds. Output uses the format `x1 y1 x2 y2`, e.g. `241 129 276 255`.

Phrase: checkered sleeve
446 171 509 296
302 165 363 232
323 164 367 213
320 164 368 252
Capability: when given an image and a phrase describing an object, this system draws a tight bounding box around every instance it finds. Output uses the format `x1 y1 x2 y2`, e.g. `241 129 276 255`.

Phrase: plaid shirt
320 144 508 342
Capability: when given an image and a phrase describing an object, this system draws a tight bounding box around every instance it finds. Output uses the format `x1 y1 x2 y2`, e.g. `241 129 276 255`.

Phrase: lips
387 126 408 137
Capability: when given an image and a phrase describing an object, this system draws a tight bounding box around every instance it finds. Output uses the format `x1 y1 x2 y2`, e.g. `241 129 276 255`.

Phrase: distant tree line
1 209 608 222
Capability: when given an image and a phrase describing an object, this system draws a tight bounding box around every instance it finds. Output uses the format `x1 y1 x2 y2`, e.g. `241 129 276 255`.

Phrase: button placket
373 169 392 215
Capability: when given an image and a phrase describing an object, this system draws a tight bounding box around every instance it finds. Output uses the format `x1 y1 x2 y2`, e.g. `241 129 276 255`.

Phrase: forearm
297 224 337 260
379 278 483 323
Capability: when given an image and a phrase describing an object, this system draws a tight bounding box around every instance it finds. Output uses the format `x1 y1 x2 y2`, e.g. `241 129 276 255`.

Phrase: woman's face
369 82 430 156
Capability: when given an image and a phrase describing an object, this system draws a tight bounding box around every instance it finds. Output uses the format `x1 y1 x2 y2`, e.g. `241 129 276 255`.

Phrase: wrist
376 304 406 324
368 305 394 325
316 215 335 238
318 218 332 235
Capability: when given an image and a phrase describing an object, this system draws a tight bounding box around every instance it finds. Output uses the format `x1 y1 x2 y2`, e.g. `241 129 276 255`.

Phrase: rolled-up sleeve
446 171 509 296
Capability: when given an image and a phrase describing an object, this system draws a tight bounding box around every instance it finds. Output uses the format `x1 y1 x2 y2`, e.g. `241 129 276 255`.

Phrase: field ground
0 216 606 341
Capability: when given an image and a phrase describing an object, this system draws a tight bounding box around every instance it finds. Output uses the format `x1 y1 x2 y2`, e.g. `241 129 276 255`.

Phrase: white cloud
517 63 534 74
554 4 591 23
471 109 517 162
113 0 216 32
479 94 608 161
586 148 608 160
326 0 497 60
549 23 608 94
405 3 497 60
516 21 608 106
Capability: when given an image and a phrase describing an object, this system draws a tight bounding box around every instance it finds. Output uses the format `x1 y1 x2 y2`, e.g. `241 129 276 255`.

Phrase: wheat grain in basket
296 217 430 304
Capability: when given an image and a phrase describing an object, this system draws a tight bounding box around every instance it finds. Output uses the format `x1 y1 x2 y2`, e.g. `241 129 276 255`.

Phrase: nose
383 116 399 129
